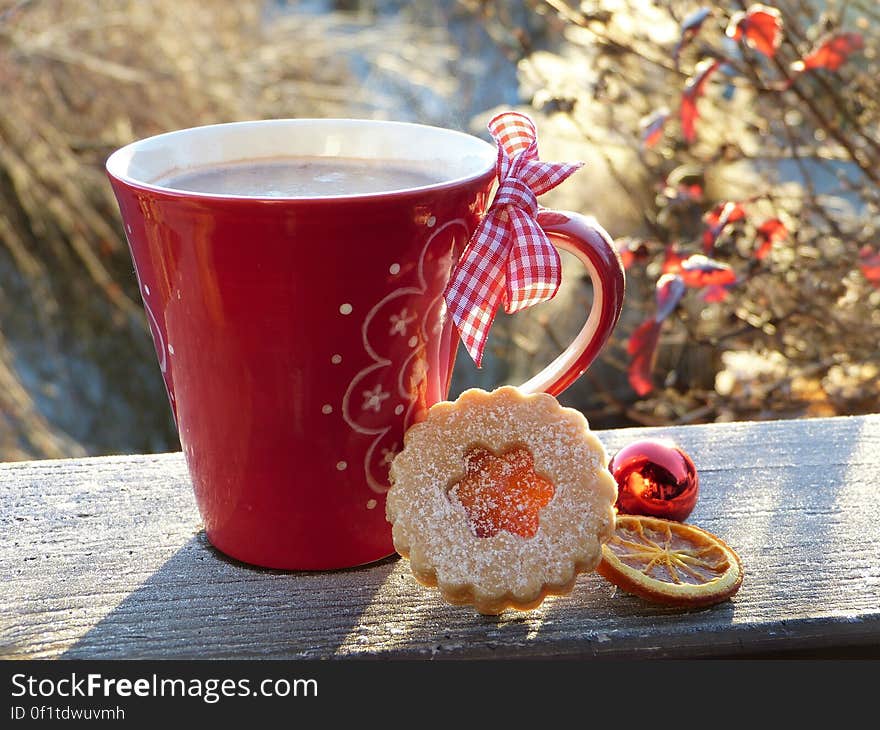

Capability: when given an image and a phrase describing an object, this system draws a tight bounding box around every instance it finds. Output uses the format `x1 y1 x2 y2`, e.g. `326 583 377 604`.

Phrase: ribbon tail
519 158 584 196
503 209 562 314
443 213 511 367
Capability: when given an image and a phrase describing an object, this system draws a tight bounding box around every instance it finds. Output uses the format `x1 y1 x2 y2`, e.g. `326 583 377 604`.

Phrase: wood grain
2 415 879 659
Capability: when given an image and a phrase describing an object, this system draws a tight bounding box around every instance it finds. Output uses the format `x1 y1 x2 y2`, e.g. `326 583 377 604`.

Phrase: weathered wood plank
2 415 879 659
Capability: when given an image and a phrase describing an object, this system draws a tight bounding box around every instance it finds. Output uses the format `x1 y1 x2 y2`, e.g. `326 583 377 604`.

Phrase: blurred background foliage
0 0 877 461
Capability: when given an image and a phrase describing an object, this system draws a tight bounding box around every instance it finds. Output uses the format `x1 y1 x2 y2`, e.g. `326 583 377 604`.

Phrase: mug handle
516 210 625 397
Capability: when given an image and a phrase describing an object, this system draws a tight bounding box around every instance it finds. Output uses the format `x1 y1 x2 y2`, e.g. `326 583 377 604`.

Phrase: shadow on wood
62 533 399 660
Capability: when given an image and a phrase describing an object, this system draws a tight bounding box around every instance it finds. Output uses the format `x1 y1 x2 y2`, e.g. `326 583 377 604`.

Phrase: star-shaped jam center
447 445 556 539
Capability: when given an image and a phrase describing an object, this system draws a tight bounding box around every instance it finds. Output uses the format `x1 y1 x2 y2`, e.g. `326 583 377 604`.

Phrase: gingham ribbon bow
443 112 583 366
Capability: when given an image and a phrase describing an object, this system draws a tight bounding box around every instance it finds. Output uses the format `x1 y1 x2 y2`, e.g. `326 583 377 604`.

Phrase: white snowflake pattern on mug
362 385 390 412
341 217 468 493
388 308 416 336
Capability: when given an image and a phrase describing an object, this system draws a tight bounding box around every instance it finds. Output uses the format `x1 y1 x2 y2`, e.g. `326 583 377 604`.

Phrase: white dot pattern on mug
341 217 468 494
331 354 342 364
336 461 348 471
366 499 378 510
426 215 436 227
339 303 353 315
322 404 333 415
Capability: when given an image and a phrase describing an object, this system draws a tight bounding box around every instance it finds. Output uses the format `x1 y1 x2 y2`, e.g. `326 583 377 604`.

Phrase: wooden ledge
2 415 879 659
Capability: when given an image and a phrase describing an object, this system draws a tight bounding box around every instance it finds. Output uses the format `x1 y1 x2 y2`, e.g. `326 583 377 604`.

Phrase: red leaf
673 7 713 66
662 183 704 204
791 32 864 72
627 318 663 396
754 240 773 261
726 5 783 58
662 245 686 275
755 218 788 260
640 108 669 149
679 254 737 288
615 238 649 270
680 183 704 201
627 274 685 396
704 201 747 226
664 166 704 203
681 59 722 144
860 245 880 288
680 97 698 145
701 284 732 302
655 273 686 322
702 201 747 251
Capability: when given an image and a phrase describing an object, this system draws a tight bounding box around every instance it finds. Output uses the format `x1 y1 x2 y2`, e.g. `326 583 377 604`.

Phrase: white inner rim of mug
106 118 497 200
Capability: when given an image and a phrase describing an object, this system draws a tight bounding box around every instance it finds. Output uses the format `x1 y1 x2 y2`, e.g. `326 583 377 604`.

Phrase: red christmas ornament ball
608 438 699 522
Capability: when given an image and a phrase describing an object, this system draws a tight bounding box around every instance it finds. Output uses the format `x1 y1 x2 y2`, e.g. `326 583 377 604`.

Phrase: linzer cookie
386 386 618 614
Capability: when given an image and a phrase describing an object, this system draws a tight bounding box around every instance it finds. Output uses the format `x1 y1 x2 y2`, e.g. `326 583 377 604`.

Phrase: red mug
106 119 624 570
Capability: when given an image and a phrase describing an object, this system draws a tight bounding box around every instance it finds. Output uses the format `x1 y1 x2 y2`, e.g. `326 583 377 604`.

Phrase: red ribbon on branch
443 112 583 367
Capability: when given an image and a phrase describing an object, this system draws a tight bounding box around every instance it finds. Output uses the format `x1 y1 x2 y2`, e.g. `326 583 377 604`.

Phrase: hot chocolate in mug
106 118 625 570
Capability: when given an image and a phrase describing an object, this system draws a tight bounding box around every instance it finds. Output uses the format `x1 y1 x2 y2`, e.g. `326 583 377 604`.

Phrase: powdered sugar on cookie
386 386 618 614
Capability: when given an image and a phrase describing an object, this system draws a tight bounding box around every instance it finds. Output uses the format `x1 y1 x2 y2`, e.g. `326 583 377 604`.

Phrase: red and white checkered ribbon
443 112 583 367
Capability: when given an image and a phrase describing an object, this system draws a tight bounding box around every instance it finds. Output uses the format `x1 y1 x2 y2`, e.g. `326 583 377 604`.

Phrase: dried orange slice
597 514 743 607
